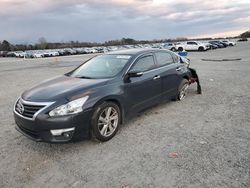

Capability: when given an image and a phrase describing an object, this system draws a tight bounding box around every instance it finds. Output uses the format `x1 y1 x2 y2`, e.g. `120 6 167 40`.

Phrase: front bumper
14 109 93 143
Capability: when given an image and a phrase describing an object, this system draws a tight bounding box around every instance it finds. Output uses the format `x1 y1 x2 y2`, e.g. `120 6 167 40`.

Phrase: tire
198 46 204 51
91 102 121 142
178 47 183 51
229 43 233 46
171 47 176 51
176 79 189 101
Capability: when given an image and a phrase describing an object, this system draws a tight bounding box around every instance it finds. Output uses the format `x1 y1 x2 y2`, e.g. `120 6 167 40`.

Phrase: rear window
155 52 174 67
131 55 155 72
187 42 197 45
172 53 179 63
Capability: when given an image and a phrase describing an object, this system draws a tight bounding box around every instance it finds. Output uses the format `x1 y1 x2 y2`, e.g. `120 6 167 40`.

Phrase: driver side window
131 55 155 72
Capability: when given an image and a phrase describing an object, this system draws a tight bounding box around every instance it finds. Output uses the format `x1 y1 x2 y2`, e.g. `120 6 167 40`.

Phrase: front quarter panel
81 80 125 112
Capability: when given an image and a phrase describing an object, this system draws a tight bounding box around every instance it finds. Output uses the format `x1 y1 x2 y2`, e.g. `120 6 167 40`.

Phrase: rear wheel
178 47 183 51
92 102 121 142
171 47 176 51
176 79 189 101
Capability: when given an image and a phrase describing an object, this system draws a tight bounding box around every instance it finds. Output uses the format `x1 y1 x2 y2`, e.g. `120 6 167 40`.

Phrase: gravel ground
0 42 249 188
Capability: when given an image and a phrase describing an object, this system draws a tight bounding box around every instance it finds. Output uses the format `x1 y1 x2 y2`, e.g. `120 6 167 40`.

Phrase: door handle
153 75 161 80
176 67 182 71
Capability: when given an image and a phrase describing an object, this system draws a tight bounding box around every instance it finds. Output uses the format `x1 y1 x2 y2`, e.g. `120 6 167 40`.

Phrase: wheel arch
182 74 190 82
198 46 204 51
178 46 184 51
93 96 125 124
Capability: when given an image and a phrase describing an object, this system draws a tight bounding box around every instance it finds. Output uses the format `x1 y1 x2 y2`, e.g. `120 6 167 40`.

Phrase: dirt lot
0 42 250 188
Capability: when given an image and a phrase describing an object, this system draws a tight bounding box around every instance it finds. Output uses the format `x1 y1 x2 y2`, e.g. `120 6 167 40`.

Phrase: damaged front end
180 56 202 94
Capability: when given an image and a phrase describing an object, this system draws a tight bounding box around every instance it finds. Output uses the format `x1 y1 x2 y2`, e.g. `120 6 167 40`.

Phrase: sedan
161 43 176 51
221 40 236 46
209 41 224 48
14 49 201 143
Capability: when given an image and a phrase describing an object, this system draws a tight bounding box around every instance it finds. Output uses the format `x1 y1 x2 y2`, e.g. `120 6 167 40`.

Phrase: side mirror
124 70 143 83
127 71 144 77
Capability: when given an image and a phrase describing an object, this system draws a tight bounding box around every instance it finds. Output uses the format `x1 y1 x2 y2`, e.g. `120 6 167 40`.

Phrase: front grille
15 99 46 119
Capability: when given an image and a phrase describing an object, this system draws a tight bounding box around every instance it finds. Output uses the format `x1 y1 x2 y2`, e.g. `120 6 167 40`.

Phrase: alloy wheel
179 84 189 100
98 107 119 137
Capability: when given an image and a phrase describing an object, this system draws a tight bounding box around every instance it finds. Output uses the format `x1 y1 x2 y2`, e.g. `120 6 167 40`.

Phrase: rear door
153 51 184 99
124 53 162 114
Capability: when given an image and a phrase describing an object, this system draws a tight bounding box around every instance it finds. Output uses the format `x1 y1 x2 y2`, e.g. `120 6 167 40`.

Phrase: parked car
89 48 98 53
201 42 213 50
0 51 8 57
209 41 224 48
161 43 176 51
237 38 248 42
14 49 201 143
49 51 59 57
176 41 209 51
25 51 35 58
6 52 16 57
210 40 228 47
206 42 218 49
33 52 44 58
151 43 160 48
221 40 236 46
143 44 151 48
56 49 66 56
11 51 26 58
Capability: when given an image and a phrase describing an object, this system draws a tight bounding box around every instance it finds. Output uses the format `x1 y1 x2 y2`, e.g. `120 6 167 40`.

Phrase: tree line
240 30 250 38
1 29 249 52
0 37 188 52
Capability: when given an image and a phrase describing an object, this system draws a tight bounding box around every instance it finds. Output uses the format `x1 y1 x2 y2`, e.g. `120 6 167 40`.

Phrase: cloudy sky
0 0 250 44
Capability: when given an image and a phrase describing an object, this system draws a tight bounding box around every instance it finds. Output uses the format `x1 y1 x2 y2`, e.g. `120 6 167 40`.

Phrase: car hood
22 75 109 102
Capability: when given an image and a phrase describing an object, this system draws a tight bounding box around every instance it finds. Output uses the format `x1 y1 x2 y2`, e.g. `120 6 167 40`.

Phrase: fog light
50 127 75 136
63 132 72 138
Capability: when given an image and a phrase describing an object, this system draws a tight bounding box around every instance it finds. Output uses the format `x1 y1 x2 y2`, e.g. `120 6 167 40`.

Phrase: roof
106 48 163 56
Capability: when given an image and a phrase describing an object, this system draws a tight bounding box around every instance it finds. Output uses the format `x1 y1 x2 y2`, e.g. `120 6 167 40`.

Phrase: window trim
154 51 175 68
124 51 180 77
129 53 157 73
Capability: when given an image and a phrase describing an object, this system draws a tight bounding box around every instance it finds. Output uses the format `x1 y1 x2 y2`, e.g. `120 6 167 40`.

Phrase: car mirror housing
124 71 143 83
127 71 144 78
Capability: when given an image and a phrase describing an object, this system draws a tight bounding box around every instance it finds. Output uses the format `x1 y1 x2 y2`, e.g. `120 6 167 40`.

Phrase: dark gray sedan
14 49 201 142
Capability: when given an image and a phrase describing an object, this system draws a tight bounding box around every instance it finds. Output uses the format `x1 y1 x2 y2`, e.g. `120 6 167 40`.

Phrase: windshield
70 54 131 79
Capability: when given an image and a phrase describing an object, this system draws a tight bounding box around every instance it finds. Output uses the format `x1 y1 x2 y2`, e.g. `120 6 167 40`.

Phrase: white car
176 41 209 51
33 52 44 58
13 51 27 58
161 43 176 51
89 48 98 53
221 40 236 46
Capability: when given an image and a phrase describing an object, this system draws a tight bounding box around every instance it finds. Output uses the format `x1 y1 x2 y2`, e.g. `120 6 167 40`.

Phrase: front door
124 54 161 114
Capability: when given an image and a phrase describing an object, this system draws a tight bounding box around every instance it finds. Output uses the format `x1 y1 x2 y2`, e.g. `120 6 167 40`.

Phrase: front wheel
92 102 121 142
178 47 183 51
176 79 189 101
198 46 204 51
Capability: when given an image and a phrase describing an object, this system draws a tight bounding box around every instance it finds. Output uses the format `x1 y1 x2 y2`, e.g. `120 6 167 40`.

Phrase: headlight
49 96 89 117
